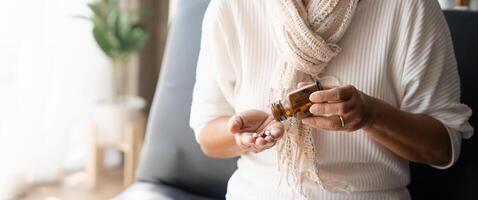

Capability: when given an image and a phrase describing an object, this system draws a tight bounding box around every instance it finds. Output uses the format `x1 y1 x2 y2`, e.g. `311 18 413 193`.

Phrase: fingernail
302 119 310 125
309 93 315 102
270 127 281 133
252 133 259 138
309 104 317 112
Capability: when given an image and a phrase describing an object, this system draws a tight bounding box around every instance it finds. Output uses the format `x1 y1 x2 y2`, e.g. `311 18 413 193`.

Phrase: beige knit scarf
267 0 359 197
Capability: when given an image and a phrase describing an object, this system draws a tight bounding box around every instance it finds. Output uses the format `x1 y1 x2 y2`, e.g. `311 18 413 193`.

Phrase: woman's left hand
301 84 374 132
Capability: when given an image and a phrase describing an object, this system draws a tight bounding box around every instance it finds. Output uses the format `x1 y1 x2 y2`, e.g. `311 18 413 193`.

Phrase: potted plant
84 0 149 144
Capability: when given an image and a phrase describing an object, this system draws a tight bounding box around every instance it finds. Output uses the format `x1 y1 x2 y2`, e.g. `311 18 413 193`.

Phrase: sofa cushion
114 182 216 200
133 0 236 199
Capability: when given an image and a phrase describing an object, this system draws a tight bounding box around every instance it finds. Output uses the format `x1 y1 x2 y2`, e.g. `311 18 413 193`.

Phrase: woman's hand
229 110 284 153
300 83 374 132
296 82 453 166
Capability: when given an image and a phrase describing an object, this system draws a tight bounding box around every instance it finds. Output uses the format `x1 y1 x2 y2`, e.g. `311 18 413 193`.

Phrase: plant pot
93 96 146 145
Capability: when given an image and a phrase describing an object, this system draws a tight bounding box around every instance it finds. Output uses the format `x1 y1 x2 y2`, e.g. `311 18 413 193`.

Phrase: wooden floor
19 169 124 200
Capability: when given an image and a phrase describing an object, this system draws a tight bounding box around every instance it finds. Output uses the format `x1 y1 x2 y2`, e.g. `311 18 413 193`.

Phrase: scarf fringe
269 0 359 197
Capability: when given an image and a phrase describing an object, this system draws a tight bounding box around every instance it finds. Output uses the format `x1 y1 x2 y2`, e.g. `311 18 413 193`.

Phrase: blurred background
0 0 174 199
0 0 476 200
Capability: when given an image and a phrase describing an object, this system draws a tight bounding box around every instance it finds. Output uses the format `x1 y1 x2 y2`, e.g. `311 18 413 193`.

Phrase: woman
190 0 473 199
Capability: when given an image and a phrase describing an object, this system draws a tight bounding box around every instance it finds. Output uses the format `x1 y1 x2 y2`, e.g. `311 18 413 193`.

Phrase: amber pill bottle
271 81 322 121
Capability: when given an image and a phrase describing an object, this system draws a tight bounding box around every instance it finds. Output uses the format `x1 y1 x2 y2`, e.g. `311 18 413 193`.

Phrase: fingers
297 82 313 88
264 136 275 143
255 137 267 146
297 82 335 90
235 127 282 153
254 137 277 152
306 87 371 132
235 134 250 149
229 115 243 134
270 127 283 140
302 85 371 132
309 97 355 116
310 85 356 103
302 115 347 131
239 133 255 147
302 111 365 131
231 112 286 153
231 110 270 133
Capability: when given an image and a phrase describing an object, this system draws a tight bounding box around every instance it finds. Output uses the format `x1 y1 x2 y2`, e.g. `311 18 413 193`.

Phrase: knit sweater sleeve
190 1 237 142
399 0 474 169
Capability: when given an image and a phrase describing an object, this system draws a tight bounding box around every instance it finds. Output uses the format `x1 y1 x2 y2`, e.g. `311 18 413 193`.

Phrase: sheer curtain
169 0 177 21
0 0 111 198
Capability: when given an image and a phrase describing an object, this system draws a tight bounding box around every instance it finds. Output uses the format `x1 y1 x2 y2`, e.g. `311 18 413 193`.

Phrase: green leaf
73 15 91 21
123 25 148 52
115 13 131 49
88 3 104 19
93 26 113 58
106 9 118 30
85 0 149 60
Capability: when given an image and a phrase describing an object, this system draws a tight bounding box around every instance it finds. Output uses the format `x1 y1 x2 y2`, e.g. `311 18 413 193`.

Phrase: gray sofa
114 0 236 199
115 1 477 199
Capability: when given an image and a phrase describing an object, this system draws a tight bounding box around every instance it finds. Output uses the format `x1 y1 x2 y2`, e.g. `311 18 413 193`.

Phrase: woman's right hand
229 110 284 153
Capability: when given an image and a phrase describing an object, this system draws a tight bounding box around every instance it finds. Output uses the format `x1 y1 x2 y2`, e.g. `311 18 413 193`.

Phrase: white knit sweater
190 0 474 199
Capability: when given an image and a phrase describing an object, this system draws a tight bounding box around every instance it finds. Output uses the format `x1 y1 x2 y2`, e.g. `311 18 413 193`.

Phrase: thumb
297 82 313 89
229 115 243 134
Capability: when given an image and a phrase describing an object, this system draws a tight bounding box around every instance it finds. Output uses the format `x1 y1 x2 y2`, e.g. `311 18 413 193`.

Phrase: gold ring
339 115 345 128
